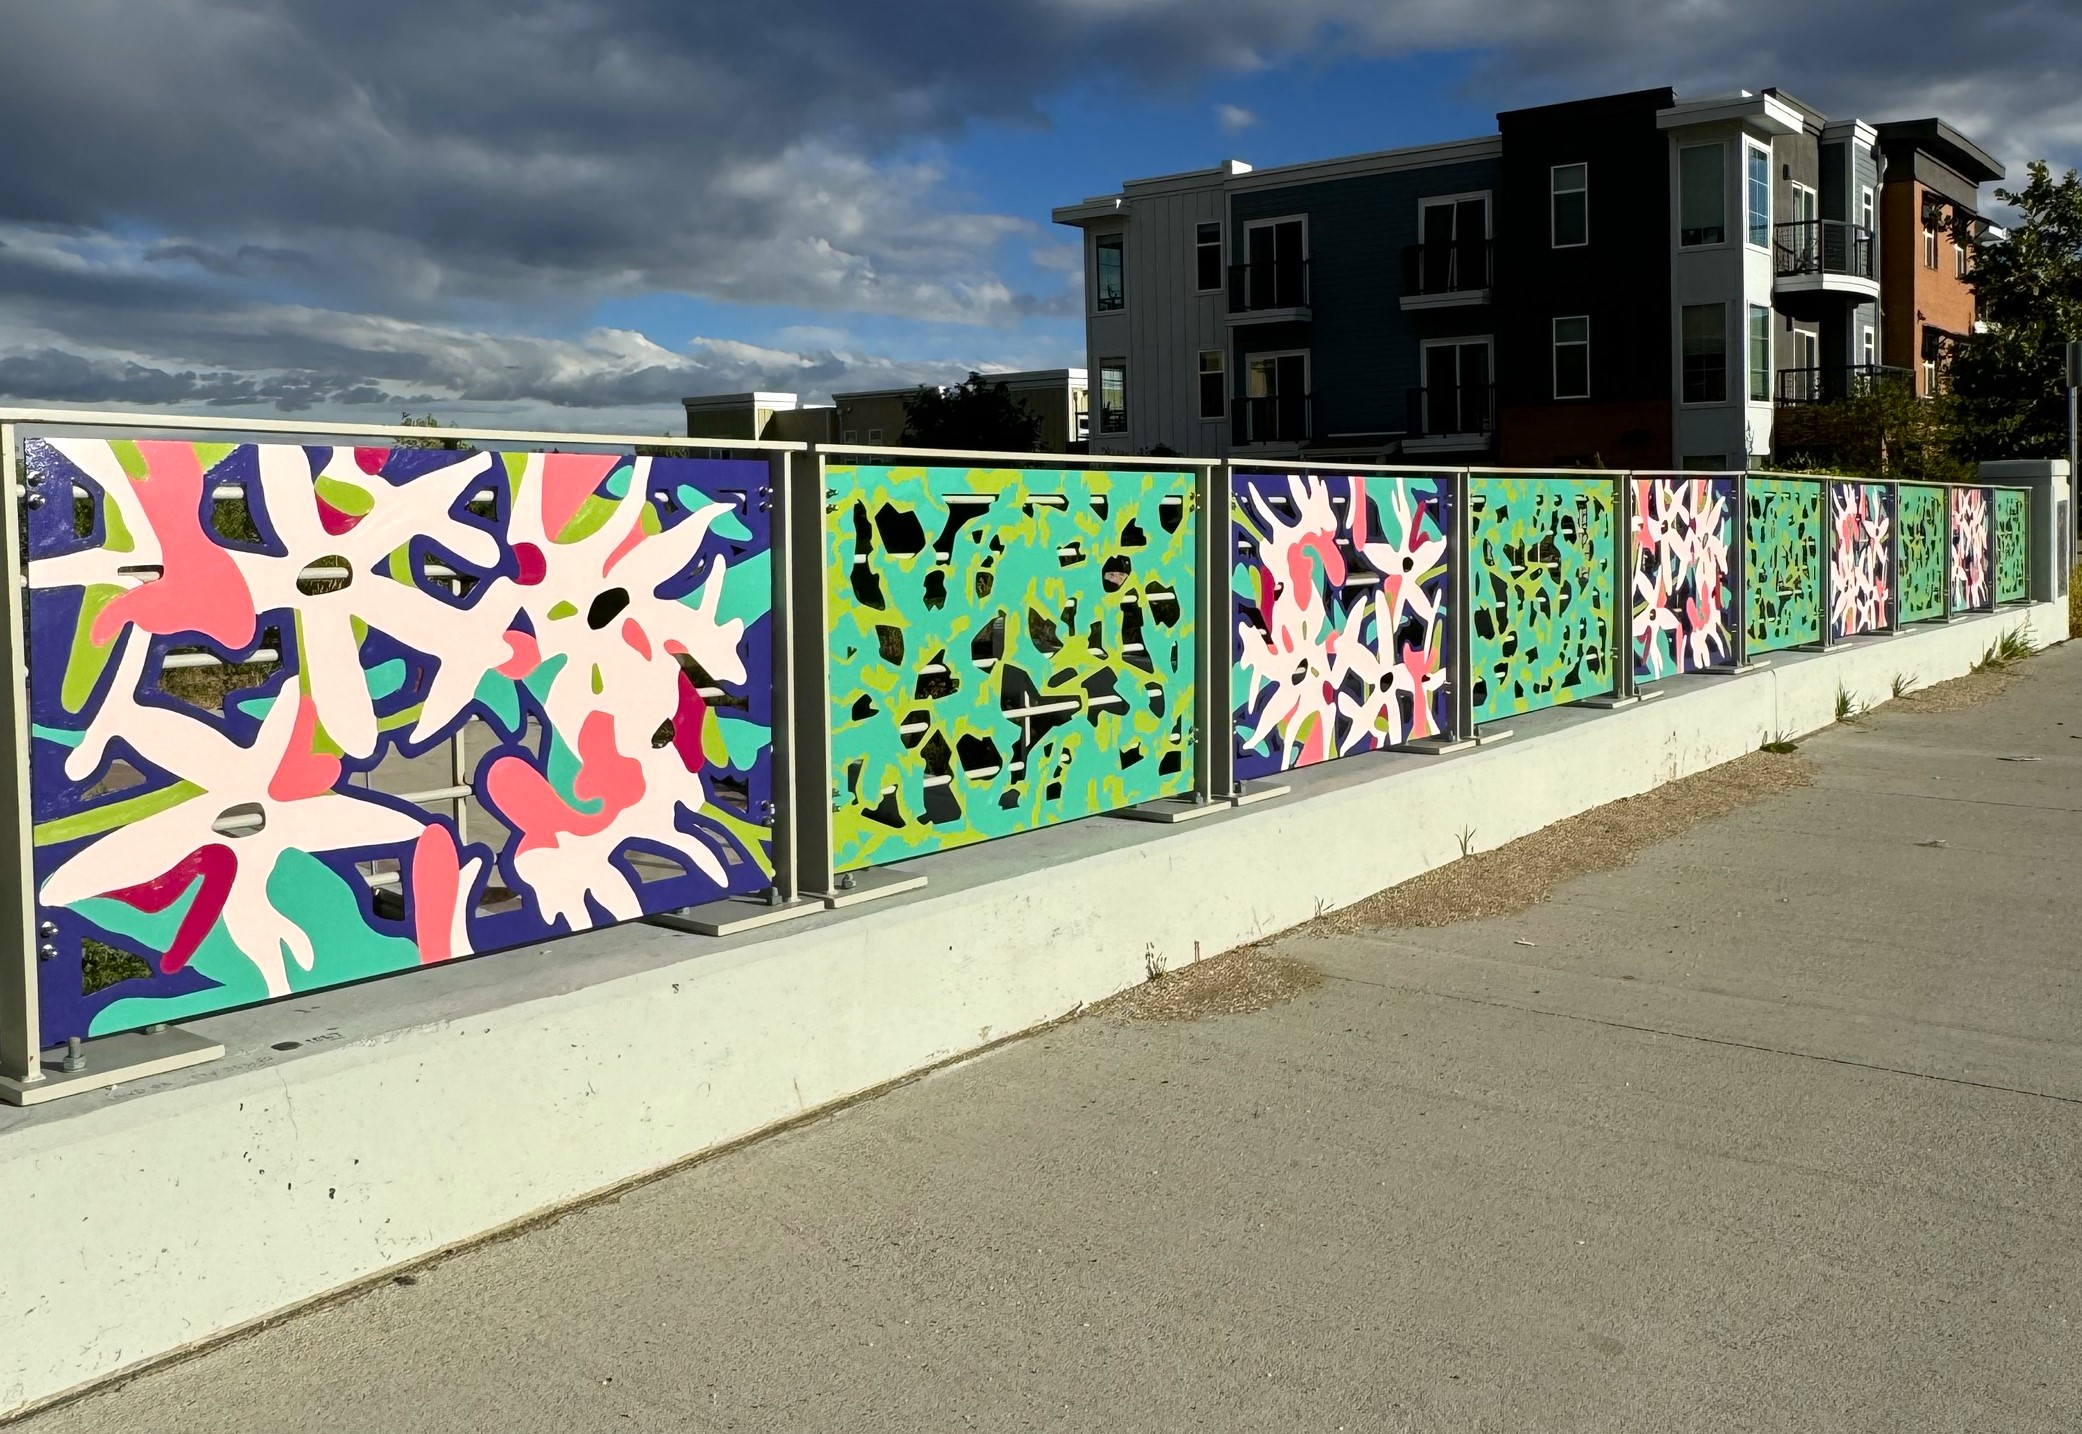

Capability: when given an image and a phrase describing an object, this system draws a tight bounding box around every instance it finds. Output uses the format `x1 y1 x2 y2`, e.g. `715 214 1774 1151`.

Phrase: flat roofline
1498 86 1678 126
681 391 800 411
1227 134 1499 190
1873 117 2004 185
1656 91 1804 136
833 369 1087 404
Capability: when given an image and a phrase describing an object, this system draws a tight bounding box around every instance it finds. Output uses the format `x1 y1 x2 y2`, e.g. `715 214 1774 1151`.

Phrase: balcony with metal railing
1227 259 1311 322
1231 392 1312 447
1775 364 1914 405
1400 240 1492 309
1773 220 1879 300
1402 383 1495 453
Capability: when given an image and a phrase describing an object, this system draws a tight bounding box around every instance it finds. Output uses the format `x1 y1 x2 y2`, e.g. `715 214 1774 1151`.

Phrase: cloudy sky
2 0 2077 434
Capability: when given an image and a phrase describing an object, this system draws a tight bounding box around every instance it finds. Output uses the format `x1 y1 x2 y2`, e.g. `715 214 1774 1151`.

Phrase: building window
1923 222 1938 270
866 428 883 444
841 429 858 443
1682 303 1728 403
1094 232 1125 312
1551 163 1588 247
1195 222 1223 293
1197 349 1225 420
1553 316 1590 399
1748 305 1771 402
1419 338 1493 435
1746 143 1771 248
1241 351 1309 443
1860 327 1876 368
1679 144 1726 246
1099 361 1127 433
1955 237 1969 278
1860 187 1875 233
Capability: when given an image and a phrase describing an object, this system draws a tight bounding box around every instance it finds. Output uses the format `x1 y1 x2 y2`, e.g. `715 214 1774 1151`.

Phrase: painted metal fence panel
1232 472 1451 780
1744 477 1824 655
825 464 1196 871
1828 480 1892 639
1469 476 1615 722
1898 485 1949 623
1994 488 2030 604
1631 475 1734 681
1950 485 1993 612
25 438 775 1044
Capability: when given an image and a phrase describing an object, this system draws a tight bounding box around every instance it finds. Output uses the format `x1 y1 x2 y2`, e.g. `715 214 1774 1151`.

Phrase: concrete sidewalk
17 646 2082 1433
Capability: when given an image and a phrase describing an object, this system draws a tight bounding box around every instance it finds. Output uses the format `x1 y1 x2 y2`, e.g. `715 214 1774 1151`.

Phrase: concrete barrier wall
0 597 2061 1418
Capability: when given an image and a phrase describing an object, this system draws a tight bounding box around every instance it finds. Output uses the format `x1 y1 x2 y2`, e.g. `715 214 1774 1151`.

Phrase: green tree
394 410 474 450
1948 161 2082 461
900 373 1043 452
1772 379 1970 481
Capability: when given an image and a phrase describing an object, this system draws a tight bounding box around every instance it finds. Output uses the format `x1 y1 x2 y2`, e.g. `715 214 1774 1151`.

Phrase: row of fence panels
0 418 2040 1059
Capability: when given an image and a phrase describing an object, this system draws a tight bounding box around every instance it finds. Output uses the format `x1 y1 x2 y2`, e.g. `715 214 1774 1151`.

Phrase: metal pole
2068 340 2079 593
1943 485 1956 622
1204 463 1234 801
0 424 42 1087
1731 472 1751 668
1884 481 1901 633
1452 469 1476 741
1612 472 1637 700
1818 478 1834 650
765 448 797 904
787 450 834 899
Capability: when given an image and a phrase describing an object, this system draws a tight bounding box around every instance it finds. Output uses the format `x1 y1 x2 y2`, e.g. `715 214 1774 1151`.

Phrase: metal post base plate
1112 795 1231 825
1578 688 1663 710
1230 784 1290 808
819 868 928 910
0 1026 224 1107
1704 659 1771 675
647 896 826 937
1403 735 1477 755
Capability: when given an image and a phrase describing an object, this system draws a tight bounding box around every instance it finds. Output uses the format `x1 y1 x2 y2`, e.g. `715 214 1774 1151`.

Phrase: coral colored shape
572 711 645 814
486 713 647 857
601 512 649 577
540 454 620 542
411 825 461 964
355 447 388 474
496 629 541 679
95 442 257 649
269 695 343 801
512 542 547 585
100 843 239 974
671 669 708 774
620 616 652 660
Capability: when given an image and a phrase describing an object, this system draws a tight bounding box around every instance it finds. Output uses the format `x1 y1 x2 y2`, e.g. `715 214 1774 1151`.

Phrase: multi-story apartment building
1874 119 2004 396
1054 87 1997 470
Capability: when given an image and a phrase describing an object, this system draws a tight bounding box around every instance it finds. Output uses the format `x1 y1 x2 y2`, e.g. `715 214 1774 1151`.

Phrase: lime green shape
314 474 376 517
34 782 204 846
548 600 578 621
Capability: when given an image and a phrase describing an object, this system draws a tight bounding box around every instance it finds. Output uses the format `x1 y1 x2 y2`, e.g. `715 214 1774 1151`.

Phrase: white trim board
0 604 2063 1419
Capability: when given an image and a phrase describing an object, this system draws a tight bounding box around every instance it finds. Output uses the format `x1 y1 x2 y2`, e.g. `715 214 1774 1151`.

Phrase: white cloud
1217 103 1259 135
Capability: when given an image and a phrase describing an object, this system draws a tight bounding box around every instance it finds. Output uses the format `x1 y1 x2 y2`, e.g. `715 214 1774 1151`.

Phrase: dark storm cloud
0 0 2073 419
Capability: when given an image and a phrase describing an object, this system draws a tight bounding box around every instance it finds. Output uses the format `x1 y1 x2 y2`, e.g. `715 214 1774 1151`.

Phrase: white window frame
866 427 884 444
1242 214 1311 261
1552 316 1590 400
1678 141 1730 249
1243 348 1311 398
1680 301 1731 407
1860 326 1876 368
1416 190 1493 237
1746 305 1771 403
1418 335 1494 434
1859 186 1875 233
1194 221 1224 294
1955 236 1969 278
1196 349 1226 421
1098 359 1128 434
1550 163 1589 249
1092 231 1126 314
1744 141 1773 250
1923 222 1939 270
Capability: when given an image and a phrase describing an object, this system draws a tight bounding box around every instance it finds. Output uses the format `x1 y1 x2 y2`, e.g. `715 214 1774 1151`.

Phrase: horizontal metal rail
814 442 1218 469
0 406 803 453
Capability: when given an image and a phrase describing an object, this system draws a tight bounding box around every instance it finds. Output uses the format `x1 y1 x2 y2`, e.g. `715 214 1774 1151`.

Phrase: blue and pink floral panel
25 438 774 1042
1631 475 1735 680
1233 472 1451 780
